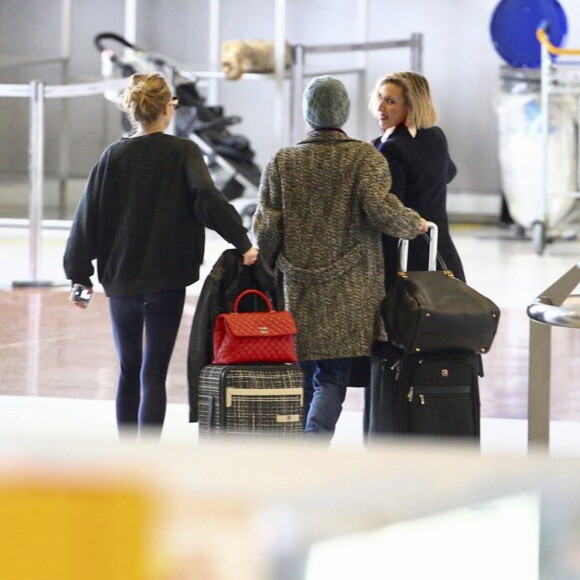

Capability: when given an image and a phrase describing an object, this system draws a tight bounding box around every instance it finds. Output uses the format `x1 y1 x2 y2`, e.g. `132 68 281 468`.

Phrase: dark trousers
299 358 352 437
109 288 185 437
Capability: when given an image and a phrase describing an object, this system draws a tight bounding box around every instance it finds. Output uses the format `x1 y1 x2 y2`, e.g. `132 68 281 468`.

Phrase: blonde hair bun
120 72 171 130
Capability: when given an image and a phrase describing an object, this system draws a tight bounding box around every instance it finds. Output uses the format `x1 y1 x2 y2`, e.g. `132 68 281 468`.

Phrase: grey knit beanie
302 75 350 129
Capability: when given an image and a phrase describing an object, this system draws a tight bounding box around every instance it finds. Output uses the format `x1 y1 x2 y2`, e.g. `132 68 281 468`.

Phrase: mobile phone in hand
70 284 92 307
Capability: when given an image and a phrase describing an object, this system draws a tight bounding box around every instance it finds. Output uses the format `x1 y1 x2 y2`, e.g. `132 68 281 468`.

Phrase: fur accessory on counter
221 39 291 80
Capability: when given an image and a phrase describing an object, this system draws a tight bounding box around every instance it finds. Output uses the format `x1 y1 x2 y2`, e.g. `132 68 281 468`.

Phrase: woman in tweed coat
252 75 427 439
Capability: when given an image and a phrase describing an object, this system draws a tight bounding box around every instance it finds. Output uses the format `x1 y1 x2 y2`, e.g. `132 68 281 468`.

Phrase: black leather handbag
382 224 500 355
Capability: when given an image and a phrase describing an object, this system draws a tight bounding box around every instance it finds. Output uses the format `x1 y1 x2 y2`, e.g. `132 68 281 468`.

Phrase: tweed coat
251 130 421 361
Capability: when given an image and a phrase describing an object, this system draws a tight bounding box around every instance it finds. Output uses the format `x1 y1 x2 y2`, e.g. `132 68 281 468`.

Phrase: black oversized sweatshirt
63 132 252 297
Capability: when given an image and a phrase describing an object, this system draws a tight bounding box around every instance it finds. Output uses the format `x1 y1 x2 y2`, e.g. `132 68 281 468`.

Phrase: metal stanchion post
410 33 423 73
13 80 57 288
290 44 305 146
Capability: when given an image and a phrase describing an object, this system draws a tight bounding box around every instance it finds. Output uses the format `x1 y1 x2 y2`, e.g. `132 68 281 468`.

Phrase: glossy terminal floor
1 219 580 455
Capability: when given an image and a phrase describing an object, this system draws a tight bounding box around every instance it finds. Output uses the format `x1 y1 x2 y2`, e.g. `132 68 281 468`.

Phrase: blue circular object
490 0 568 68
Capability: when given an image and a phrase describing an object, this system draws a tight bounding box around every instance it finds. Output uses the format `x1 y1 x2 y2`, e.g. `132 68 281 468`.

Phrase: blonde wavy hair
368 71 437 129
120 72 172 129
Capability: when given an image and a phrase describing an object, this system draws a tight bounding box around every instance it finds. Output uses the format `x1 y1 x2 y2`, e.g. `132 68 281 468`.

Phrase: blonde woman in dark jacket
252 75 427 441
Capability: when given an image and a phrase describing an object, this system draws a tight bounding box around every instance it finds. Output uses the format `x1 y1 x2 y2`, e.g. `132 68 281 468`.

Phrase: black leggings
109 288 185 437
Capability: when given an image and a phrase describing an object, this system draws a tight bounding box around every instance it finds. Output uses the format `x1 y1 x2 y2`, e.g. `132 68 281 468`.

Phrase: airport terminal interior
1 218 580 453
2 216 580 579
2 0 580 578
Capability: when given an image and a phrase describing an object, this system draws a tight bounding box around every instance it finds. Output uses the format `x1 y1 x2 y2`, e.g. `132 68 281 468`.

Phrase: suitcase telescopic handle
399 221 438 272
233 289 274 313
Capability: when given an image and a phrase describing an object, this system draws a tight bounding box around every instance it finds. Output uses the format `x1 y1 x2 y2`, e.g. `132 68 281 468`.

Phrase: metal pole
13 80 53 288
410 33 423 73
207 0 221 106
124 0 138 45
274 0 287 149
29 80 44 282
528 320 552 446
357 0 369 138
290 44 305 145
539 40 550 233
58 0 73 218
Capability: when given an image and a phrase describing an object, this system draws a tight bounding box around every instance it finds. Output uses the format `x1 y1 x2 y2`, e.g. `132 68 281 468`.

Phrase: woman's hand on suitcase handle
242 246 259 266
418 218 429 235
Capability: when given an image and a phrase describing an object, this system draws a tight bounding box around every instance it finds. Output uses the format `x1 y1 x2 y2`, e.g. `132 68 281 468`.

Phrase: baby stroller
94 32 261 225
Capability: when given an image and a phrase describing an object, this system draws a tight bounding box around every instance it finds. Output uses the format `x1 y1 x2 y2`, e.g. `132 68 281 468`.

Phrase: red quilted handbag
212 289 298 365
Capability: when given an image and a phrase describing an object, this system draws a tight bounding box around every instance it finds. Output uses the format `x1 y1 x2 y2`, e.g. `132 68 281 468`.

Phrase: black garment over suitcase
198 363 304 441
368 342 481 440
188 249 278 422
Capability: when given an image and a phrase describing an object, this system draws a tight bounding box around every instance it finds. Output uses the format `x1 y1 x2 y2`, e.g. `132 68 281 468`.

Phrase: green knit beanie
302 75 350 129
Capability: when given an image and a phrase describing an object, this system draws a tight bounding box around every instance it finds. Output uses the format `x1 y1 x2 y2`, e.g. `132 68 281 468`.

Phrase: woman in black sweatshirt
64 72 257 439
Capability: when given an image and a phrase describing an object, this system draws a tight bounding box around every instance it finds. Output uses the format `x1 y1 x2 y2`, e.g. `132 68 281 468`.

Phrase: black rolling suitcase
198 363 304 441
367 221 488 441
368 343 481 439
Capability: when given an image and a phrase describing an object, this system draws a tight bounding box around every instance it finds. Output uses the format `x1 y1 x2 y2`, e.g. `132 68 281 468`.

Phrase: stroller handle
94 32 139 62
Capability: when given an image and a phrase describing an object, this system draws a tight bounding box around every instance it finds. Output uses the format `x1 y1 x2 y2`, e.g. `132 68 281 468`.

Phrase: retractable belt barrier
0 77 130 286
0 32 424 284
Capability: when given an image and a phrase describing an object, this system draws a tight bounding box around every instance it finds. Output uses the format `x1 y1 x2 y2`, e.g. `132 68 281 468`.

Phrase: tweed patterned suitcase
198 364 304 440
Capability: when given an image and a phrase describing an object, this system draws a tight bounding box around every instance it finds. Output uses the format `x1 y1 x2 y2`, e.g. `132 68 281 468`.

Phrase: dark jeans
109 288 185 438
299 357 352 437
